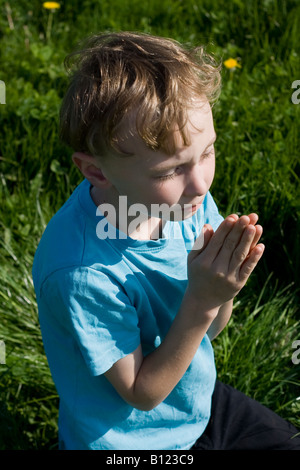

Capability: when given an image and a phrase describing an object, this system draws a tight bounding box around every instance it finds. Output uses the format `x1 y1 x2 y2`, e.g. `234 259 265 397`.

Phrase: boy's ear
72 152 111 188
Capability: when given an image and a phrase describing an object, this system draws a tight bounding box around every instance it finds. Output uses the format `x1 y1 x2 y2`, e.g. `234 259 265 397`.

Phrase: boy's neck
90 185 164 241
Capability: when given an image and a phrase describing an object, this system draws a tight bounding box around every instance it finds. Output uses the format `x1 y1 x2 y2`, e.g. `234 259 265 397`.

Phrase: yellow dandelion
43 2 60 41
224 58 242 69
43 2 60 9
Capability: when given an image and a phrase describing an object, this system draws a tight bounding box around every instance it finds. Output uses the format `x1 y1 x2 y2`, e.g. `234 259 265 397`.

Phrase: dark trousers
191 381 300 450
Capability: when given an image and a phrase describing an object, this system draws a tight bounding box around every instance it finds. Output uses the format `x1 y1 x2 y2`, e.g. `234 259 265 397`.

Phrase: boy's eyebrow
151 133 217 174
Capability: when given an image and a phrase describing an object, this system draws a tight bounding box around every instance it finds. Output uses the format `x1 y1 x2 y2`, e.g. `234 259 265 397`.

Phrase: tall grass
0 0 299 448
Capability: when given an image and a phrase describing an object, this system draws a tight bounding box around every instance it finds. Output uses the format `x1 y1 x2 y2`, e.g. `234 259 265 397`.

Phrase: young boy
32 32 300 450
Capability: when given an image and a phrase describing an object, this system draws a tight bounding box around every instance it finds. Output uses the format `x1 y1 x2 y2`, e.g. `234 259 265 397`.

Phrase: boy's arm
105 294 218 411
206 299 233 341
105 214 264 411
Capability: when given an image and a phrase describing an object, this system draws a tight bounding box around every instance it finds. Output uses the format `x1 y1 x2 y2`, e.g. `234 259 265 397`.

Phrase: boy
32 32 300 450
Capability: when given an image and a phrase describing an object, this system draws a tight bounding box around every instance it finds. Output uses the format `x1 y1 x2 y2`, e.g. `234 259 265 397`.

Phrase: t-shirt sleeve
40 266 141 376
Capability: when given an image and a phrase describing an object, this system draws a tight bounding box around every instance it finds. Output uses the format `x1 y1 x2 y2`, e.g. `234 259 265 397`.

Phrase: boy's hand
187 214 264 313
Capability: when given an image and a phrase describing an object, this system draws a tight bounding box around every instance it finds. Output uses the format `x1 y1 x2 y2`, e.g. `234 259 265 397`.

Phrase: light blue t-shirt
32 179 224 450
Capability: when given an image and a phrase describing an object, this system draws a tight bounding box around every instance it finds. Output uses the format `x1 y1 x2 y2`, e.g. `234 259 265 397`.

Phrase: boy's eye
202 147 215 159
157 172 176 181
156 167 181 181
154 147 214 182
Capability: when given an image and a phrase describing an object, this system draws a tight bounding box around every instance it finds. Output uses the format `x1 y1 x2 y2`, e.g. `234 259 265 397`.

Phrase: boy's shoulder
32 179 113 293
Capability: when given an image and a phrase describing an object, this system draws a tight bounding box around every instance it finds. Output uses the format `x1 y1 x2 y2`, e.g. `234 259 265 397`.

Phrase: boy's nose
183 165 207 198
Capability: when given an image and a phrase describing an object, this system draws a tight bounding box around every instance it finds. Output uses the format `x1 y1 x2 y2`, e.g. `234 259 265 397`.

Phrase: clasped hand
187 213 265 312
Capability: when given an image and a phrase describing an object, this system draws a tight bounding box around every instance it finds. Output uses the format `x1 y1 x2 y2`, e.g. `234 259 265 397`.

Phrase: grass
0 0 299 449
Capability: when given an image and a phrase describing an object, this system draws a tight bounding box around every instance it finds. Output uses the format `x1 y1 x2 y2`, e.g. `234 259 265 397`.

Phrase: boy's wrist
182 288 220 324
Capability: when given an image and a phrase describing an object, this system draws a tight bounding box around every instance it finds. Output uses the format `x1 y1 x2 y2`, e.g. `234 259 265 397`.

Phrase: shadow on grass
0 400 58 450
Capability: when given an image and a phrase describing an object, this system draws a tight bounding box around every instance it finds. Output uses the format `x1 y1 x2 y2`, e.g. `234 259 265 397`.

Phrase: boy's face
96 101 216 220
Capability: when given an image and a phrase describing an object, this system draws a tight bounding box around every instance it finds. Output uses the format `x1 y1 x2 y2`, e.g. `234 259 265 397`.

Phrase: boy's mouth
186 200 204 212
177 201 203 218
190 203 202 213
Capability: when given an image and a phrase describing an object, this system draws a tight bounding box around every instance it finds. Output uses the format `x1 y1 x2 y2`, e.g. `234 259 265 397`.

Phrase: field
0 0 299 449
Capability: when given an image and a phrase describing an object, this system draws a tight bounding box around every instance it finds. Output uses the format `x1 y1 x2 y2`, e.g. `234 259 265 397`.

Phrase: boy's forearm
131 293 218 410
207 299 233 341
106 215 264 411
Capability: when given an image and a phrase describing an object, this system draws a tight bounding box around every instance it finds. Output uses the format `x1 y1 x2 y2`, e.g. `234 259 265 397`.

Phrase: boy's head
60 31 221 159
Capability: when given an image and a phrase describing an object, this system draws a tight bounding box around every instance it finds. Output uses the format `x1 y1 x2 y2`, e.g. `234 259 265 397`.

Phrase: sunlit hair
60 31 221 157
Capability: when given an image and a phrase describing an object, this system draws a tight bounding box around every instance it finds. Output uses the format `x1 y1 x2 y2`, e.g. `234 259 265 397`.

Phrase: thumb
188 224 214 261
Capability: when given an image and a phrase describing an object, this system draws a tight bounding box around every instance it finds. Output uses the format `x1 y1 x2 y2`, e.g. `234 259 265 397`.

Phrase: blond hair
60 31 221 157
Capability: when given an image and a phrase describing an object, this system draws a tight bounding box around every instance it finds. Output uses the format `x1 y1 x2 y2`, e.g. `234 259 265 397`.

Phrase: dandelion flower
224 58 241 69
43 2 60 41
43 2 60 9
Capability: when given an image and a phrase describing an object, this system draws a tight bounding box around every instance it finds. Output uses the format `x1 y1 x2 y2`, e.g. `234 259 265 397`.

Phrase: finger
250 224 263 251
228 223 256 273
247 213 259 225
189 224 214 260
214 215 250 267
199 215 239 264
239 243 265 282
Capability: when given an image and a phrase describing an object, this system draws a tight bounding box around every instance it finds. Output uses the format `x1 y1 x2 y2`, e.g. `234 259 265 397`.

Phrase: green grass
0 0 299 449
